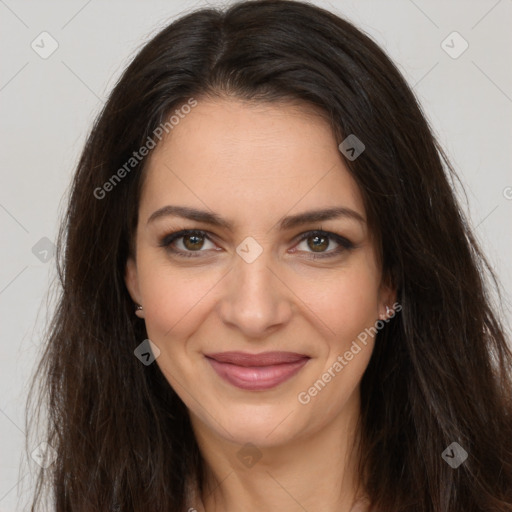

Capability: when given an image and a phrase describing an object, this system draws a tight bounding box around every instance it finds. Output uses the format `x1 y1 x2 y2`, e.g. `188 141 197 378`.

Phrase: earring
136 305 143 311
135 304 144 318
379 304 392 320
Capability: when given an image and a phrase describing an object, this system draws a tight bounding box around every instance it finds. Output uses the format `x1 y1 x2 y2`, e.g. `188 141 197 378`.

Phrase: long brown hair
26 1 512 510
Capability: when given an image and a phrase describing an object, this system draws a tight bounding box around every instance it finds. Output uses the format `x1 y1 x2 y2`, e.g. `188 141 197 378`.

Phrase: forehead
139 98 365 228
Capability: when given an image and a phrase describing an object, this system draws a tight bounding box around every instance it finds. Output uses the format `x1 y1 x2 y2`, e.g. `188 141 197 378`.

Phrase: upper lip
205 351 309 367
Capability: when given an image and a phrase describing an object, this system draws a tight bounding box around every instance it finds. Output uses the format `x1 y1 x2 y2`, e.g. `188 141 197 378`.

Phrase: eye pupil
308 234 329 252
183 234 204 250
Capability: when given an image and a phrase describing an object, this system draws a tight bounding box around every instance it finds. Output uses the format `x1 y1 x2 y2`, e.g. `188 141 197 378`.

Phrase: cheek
296 261 381 348
136 254 222 341
296 268 379 419
137 244 381 349
136 258 217 389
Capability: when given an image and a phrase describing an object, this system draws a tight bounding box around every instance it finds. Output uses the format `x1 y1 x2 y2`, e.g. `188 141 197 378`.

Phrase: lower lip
206 357 309 391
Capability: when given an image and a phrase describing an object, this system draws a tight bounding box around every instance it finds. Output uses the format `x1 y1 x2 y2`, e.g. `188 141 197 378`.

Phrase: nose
217 247 293 339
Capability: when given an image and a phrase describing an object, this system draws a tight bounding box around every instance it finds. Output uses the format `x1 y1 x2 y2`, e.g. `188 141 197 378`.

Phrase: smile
205 351 310 391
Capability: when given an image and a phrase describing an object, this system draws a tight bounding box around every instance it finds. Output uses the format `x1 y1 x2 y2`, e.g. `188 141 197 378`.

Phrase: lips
205 351 310 391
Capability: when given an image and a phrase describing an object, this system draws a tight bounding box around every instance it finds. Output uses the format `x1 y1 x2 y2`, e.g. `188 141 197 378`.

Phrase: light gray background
1 0 511 510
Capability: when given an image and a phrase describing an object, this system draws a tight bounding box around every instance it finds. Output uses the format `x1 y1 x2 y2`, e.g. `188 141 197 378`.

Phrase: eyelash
158 228 355 260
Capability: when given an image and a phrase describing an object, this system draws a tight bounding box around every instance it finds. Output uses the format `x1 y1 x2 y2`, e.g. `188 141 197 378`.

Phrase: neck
190 390 368 512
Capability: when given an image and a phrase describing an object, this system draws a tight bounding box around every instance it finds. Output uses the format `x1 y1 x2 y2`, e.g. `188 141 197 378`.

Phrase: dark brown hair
26 1 512 510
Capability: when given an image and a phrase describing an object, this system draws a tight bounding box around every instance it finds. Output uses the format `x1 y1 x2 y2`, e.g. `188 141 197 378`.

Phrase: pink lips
205 351 310 390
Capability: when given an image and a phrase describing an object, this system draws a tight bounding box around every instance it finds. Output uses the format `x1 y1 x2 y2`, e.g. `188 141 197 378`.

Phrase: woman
26 1 512 511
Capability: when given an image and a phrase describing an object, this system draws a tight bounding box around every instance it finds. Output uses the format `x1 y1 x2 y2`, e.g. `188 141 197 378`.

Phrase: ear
377 273 398 320
125 257 144 318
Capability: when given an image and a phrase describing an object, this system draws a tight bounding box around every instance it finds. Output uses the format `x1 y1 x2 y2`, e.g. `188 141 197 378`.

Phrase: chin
214 400 306 447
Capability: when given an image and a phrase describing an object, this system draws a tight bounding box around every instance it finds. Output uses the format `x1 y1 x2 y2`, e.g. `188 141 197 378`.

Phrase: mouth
204 351 310 391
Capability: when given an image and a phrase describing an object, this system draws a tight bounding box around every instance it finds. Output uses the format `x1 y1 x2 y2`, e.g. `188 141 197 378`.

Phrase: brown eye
159 230 216 257
294 230 355 260
306 234 330 252
182 233 205 251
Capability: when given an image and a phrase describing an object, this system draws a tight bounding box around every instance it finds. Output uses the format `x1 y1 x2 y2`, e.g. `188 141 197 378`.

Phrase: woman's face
126 97 394 448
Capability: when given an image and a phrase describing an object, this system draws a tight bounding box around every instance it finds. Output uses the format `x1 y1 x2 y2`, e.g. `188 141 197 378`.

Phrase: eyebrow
147 205 365 231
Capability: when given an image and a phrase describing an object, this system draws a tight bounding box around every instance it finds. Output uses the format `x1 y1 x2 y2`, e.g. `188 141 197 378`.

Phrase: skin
125 97 395 512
